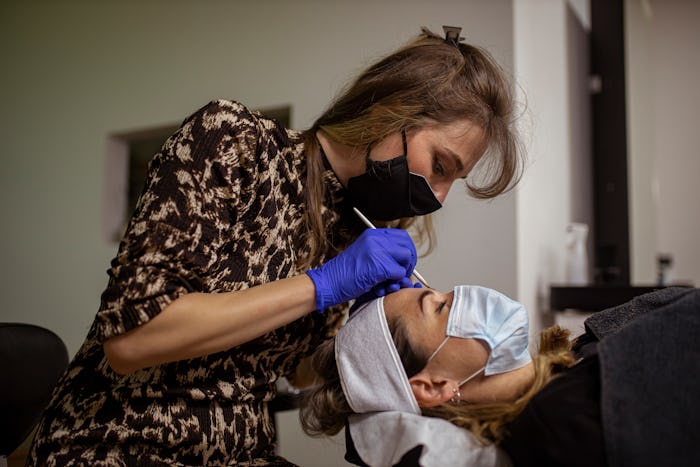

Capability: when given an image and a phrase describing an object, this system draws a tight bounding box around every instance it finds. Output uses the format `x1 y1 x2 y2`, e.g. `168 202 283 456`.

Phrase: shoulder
182 99 261 135
185 100 298 135
182 99 302 153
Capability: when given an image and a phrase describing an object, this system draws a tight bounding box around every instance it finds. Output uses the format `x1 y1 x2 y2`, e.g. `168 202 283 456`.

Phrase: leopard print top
29 100 362 466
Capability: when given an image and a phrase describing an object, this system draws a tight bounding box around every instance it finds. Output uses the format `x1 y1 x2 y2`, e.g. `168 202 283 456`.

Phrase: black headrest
0 323 69 456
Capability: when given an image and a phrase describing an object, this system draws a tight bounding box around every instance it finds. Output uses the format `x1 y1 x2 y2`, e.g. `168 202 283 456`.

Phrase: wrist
305 269 336 311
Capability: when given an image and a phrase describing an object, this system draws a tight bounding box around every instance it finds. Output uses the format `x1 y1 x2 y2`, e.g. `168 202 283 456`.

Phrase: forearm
104 274 317 374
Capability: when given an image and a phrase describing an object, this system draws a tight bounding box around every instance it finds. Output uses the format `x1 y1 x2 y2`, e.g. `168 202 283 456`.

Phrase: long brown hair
298 27 522 269
299 325 574 443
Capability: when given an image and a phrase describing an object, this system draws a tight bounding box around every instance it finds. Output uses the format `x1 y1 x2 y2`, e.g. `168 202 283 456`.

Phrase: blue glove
306 228 417 311
372 276 420 298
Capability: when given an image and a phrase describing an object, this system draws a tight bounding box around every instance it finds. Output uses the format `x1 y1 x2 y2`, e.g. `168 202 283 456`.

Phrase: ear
408 370 457 408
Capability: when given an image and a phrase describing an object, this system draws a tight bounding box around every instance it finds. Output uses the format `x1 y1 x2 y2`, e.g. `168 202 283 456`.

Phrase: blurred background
1 1 698 465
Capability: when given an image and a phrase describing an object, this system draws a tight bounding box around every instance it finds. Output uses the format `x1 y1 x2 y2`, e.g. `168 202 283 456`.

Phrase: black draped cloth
502 287 700 467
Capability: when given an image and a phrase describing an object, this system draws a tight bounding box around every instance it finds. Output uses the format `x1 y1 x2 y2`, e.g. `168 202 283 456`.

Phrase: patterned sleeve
95 100 263 342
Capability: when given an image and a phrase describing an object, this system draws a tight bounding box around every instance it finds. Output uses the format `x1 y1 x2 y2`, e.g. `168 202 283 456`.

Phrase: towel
585 287 700 467
348 411 512 467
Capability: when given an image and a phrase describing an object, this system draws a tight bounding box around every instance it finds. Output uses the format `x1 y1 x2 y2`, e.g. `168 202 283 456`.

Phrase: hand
371 276 422 298
306 228 417 311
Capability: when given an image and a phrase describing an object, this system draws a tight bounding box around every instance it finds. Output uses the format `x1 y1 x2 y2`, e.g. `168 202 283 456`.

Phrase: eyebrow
418 289 432 314
441 146 466 176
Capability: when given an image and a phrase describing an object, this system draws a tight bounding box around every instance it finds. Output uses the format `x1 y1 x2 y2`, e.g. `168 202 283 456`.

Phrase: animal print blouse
28 100 360 466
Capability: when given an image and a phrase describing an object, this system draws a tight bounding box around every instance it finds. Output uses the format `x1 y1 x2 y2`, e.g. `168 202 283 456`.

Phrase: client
300 285 566 466
300 286 700 467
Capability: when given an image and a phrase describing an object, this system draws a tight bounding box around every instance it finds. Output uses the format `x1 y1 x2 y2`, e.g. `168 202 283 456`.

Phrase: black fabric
502 287 700 467
0 323 69 456
344 424 369 467
344 421 424 467
593 287 700 467
393 445 425 467
345 130 441 221
500 353 606 467
583 286 696 341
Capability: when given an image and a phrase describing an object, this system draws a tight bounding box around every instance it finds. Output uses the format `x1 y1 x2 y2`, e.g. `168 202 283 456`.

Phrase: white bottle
565 223 589 285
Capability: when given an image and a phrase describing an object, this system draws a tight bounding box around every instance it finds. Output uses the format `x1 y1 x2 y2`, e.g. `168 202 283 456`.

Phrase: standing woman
29 27 521 465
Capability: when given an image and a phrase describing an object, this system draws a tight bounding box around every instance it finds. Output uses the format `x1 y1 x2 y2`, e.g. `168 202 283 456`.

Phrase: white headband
335 297 421 415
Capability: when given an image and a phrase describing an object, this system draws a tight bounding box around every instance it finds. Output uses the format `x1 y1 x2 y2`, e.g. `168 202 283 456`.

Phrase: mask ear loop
364 144 377 177
458 366 485 387
364 129 408 178
427 336 450 363
450 366 486 404
430 336 487 405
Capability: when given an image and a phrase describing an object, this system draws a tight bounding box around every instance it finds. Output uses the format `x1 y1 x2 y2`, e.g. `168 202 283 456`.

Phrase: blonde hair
421 326 575 443
298 27 522 269
299 325 575 443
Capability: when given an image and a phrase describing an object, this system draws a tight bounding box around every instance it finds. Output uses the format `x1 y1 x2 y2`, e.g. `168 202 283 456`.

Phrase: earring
450 387 462 404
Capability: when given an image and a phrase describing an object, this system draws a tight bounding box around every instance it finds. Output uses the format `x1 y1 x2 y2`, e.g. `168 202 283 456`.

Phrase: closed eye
436 301 447 313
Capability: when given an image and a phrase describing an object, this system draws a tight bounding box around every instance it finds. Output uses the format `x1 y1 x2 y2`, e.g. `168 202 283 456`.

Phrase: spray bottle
566 223 589 285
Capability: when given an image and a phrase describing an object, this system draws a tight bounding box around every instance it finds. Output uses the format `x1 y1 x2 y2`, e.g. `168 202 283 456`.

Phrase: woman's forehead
383 287 429 317
383 287 453 345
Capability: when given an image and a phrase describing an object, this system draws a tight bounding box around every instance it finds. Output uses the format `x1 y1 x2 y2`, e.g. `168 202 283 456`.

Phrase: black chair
0 323 69 464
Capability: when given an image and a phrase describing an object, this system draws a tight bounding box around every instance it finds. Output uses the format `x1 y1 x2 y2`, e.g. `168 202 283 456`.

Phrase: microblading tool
352 207 431 288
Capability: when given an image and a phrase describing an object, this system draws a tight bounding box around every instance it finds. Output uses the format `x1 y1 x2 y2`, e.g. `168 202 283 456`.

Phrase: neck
316 130 365 187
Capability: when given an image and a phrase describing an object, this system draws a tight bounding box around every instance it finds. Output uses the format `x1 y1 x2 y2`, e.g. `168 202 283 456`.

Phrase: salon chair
0 323 69 466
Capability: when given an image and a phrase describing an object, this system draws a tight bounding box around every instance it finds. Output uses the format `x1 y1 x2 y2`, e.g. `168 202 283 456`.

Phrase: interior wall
0 1 514 465
626 0 657 284
626 0 700 287
514 0 593 337
652 0 700 287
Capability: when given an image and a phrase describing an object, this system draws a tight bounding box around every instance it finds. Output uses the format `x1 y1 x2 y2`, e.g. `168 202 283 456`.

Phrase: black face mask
346 130 442 221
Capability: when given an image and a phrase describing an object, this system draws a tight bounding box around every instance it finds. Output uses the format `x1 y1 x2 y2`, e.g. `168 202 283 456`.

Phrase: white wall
626 0 658 284
626 0 700 286
514 0 594 337
0 1 514 465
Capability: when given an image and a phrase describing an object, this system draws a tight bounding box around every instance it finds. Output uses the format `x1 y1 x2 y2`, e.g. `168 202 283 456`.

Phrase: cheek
407 154 456 203
406 153 431 178
421 176 454 204
407 157 448 201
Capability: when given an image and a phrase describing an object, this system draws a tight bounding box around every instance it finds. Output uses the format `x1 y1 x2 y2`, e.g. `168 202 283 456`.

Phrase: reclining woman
300 285 700 467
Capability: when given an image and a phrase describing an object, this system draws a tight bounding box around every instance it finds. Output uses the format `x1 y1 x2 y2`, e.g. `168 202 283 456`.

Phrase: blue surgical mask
427 285 531 381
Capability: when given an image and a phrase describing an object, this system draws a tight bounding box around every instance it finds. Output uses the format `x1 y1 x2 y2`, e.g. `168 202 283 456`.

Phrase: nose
431 178 456 203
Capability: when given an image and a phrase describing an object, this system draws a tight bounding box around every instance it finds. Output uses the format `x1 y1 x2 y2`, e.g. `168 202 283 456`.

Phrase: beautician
29 27 522 465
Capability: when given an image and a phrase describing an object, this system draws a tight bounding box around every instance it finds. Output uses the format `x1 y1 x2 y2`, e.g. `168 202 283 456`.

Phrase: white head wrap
335 296 421 414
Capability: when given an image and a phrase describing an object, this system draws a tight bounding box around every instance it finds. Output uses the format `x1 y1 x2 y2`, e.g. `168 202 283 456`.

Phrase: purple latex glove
306 228 417 311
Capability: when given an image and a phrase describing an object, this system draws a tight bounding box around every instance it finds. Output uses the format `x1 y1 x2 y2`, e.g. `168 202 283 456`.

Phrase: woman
301 287 700 467
29 27 521 465
300 285 554 443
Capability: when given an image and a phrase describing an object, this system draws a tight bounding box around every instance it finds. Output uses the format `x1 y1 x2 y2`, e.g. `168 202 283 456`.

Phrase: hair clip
442 25 465 45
